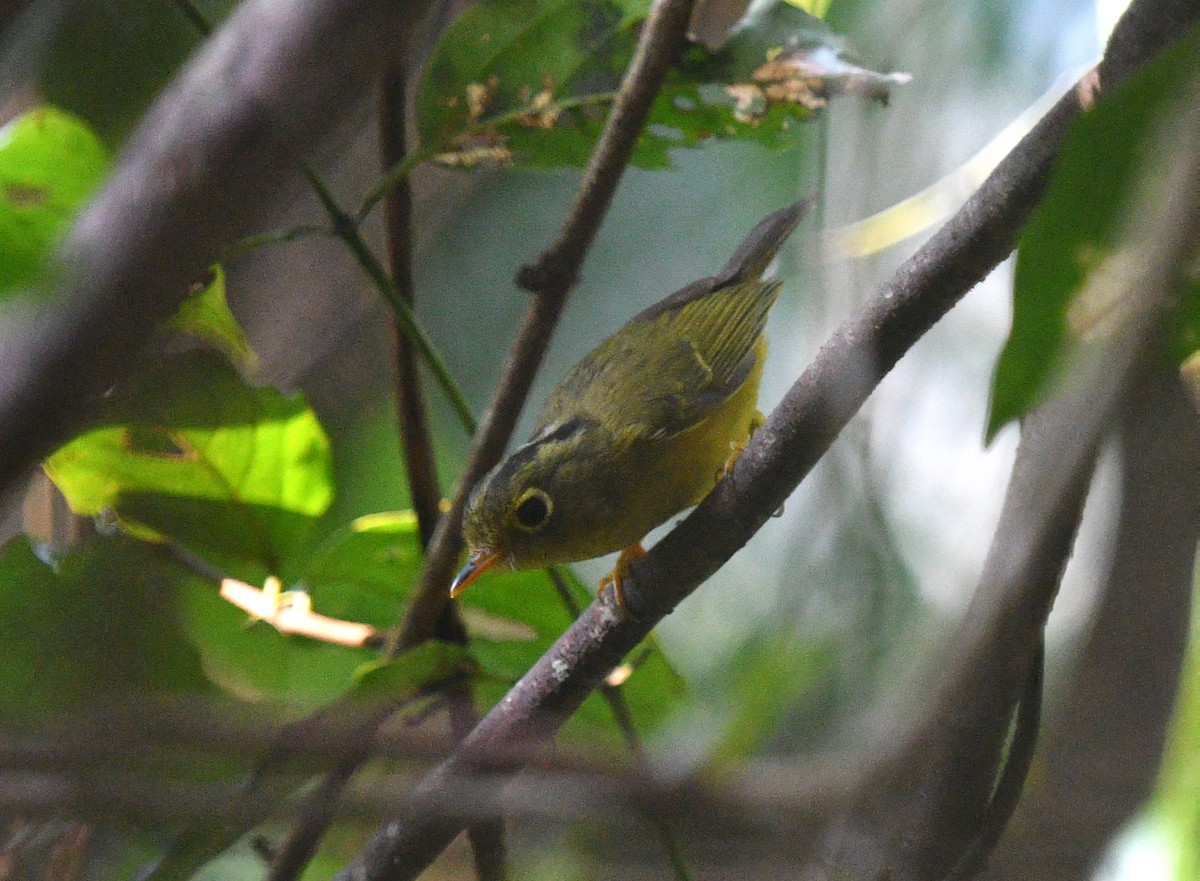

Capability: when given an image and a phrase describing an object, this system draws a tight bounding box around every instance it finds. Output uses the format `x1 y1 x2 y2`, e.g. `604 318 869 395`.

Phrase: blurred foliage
1153 586 1200 881
0 106 109 296
38 0 236 144
987 28 1200 440
0 534 209 725
416 0 901 169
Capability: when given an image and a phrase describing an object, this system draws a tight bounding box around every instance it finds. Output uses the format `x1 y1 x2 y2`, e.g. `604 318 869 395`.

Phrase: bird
450 198 811 612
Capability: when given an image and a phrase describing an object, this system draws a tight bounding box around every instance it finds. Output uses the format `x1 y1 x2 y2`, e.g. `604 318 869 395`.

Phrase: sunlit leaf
45 351 333 574
168 264 258 371
0 106 109 296
783 0 832 17
987 30 1199 440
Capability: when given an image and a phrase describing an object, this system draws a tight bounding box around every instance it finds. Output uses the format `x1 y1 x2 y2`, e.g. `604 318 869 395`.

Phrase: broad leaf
416 0 898 169
987 30 1199 439
0 106 109 296
302 514 687 746
168 264 258 371
350 641 471 700
0 535 209 724
45 351 333 574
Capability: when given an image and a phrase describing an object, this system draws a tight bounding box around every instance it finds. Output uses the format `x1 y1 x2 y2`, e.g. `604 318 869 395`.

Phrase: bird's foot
720 410 765 480
599 542 647 617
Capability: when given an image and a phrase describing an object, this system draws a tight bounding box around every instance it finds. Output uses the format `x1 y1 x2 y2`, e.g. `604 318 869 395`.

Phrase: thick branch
977 369 1199 881
335 2 1198 877
0 0 431 495
825 69 1200 881
392 0 699 650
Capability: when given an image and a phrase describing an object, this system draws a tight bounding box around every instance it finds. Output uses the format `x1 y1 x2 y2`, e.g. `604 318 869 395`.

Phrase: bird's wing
536 277 780 440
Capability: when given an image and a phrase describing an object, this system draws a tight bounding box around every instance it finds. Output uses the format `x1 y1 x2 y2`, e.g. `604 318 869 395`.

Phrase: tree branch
0 0 433 496
977 370 1199 881
822 66 1200 881
333 2 1198 877
391 0 699 650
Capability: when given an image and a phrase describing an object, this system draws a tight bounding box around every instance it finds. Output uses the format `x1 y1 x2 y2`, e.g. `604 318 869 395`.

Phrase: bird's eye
514 489 552 531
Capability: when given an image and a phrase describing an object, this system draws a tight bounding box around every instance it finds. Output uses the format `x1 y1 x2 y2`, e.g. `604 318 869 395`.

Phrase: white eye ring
513 488 552 531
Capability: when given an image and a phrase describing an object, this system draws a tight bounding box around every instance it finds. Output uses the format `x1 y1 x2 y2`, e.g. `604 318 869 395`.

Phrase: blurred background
1 0 1195 878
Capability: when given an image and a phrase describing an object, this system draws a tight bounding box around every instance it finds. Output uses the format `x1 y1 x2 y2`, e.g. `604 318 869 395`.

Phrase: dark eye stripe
529 417 586 446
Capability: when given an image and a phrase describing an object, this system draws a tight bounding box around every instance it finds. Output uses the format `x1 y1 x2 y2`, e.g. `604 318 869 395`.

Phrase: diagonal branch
332 1 1199 877
391 0 700 651
0 0 434 496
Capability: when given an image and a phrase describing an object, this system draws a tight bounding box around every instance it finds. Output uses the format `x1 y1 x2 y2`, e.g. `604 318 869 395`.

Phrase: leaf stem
355 92 617 223
303 167 477 436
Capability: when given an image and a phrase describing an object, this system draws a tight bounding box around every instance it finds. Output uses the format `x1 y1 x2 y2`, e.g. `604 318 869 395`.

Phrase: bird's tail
717 195 817 284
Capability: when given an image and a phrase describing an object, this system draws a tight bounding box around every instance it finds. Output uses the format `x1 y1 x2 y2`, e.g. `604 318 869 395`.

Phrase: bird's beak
450 550 501 598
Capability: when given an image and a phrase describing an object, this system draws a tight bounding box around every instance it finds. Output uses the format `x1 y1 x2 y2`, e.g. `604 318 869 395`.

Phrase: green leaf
174 511 418 708
38 0 228 144
0 535 209 724
45 351 333 574
414 0 889 169
987 29 1200 440
301 511 424 624
168 264 258 371
1153 597 1200 881
705 631 832 762
301 514 686 745
0 106 110 296
784 0 833 17
350 641 470 700
464 566 687 749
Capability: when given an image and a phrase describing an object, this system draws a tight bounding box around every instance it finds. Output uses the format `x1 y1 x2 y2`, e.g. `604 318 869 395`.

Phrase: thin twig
391 0 699 652
331 3 1198 878
224 224 331 257
303 168 477 435
355 92 617 223
378 60 506 881
379 66 445 549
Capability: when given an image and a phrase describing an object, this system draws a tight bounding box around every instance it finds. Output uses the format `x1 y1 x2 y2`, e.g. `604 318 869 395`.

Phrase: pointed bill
449 550 501 597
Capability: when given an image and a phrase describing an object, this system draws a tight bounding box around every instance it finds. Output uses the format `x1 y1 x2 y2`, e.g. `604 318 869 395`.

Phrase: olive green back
535 200 810 442
538 276 781 440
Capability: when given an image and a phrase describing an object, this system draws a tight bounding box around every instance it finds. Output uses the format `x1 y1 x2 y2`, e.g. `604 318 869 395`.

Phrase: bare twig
331 3 1198 878
391 0 699 651
379 67 444 551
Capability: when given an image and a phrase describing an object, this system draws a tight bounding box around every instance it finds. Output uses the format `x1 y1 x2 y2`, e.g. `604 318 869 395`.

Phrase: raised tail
717 195 817 284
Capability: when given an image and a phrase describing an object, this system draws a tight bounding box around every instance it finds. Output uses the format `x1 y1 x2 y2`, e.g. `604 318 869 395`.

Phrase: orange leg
722 409 766 478
599 541 647 615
